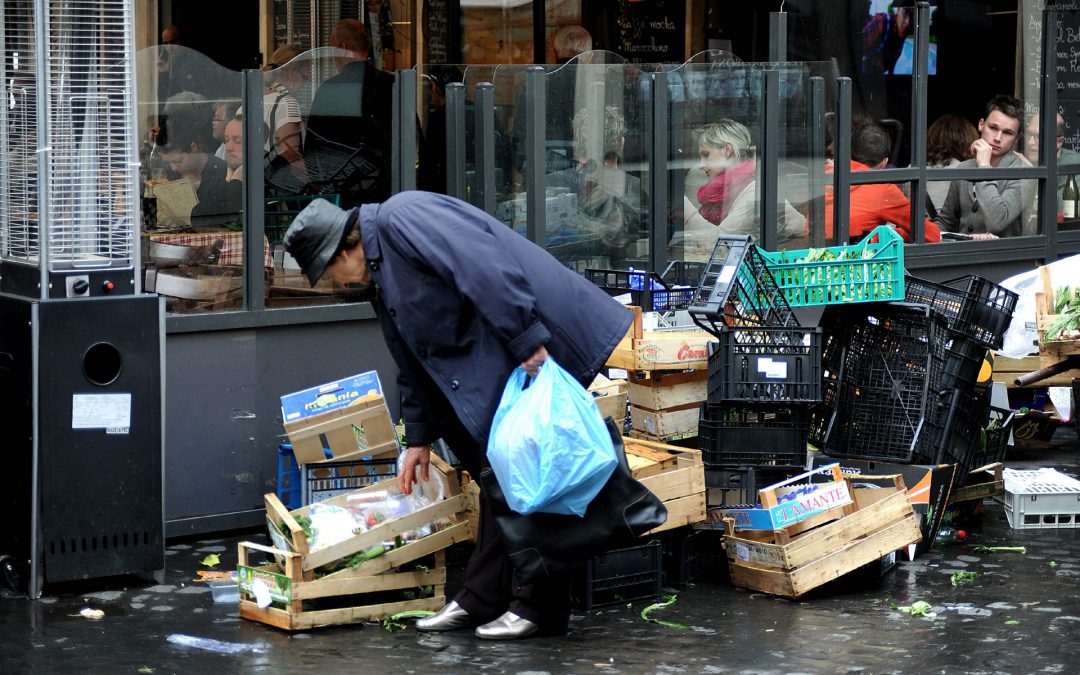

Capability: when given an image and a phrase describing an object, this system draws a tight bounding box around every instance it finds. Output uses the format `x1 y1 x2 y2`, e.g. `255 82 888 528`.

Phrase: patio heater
0 0 164 597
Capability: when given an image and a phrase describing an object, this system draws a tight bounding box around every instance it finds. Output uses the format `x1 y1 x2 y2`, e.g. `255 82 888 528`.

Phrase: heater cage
0 0 139 298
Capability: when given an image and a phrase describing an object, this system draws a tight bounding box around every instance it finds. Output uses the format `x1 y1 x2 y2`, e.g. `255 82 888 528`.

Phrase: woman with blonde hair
682 119 805 256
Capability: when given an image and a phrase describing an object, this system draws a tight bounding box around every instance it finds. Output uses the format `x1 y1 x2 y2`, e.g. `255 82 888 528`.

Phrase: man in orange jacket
824 123 941 243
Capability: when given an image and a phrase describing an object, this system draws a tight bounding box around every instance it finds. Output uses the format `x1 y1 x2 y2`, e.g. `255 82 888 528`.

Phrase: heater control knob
72 279 90 295
101 280 115 293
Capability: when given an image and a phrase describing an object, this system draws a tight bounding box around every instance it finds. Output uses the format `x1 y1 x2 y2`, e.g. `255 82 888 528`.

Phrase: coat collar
359 203 383 261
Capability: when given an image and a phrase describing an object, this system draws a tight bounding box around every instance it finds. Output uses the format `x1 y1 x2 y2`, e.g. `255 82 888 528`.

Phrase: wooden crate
949 463 1004 504
283 393 400 465
239 456 473 630
237 542 447 631
1036 265 1080 357
991 355 1080 387
630 404 699 440
607 307 717 371
720 478 922 598
628 370 707 411
624 436 706 534
589 376 628 423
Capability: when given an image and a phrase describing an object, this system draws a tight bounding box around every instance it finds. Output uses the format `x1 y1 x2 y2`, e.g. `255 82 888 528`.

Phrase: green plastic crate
760 226 905 307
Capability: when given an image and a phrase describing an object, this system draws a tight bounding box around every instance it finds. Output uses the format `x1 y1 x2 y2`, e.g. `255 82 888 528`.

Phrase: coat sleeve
973 177 1033 235
377 196 551 363
934 181 960 232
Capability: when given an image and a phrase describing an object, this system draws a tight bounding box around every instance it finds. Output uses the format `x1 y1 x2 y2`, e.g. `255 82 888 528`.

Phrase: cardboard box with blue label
280 371 399 465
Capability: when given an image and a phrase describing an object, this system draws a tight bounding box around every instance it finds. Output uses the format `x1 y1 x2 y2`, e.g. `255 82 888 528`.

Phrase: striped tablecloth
146 231 273 268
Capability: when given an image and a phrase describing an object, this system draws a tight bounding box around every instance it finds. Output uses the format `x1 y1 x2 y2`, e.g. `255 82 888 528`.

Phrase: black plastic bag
478 417 667 585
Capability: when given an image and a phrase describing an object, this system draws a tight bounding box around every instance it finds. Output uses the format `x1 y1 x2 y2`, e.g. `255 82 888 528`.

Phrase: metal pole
34 0 51 299
909 1 930 244
445 83 467 199
760 70 780 251
241 69 266 311
649 69 669 274
524 67 547 245
769 12 787 63
833 78 852 247
809 76 826 248
1042 7 1060 260
533 0 547 64
474 83 497 215
395 69 417 192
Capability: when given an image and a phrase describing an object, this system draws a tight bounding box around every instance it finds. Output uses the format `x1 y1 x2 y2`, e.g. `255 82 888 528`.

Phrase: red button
102 280 115 292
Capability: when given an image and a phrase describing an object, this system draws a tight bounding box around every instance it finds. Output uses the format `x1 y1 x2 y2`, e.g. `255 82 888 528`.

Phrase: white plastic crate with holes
996 468 1080 529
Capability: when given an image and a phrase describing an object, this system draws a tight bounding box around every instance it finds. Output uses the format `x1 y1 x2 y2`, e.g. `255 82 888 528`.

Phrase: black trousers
437 411 572 634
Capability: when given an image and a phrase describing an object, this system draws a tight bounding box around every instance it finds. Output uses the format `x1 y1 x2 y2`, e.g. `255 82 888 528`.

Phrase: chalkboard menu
1022 1 1080 152
273 0 312 51
424 0 460 64
609 0 685 63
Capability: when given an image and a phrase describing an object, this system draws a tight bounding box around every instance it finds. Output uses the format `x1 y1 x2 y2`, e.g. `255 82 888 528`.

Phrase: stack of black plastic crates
585 261 704 313
688 236 822 505
812 275 1017 485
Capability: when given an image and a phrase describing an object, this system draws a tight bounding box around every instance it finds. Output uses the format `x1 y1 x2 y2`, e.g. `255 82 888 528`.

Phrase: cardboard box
1011 410 1060 443
811 455 955 558
280 371 399 465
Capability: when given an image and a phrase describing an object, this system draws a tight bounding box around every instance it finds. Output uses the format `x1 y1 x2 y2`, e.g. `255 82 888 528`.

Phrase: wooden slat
294 567 445 601
346 521 472 577
638 464 705 502
783 490 912 567
644 492 706 534
294 597 445 631
302 494 466 571
630 405 699 438
787 515 921 597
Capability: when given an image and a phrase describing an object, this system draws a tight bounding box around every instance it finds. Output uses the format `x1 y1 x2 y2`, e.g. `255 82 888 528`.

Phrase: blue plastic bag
486 356 617 516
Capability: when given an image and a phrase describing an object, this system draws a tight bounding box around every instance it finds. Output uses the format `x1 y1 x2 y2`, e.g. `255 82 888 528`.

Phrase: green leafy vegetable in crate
1045 286 1080 341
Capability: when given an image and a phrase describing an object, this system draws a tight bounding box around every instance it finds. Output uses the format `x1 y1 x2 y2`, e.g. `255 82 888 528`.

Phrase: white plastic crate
996 468 1080 530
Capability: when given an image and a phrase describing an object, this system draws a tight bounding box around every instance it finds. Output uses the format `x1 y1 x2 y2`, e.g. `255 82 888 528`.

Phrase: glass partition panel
494 57 652 274
136 46 246 314
416 64 469 194
262 48 395 308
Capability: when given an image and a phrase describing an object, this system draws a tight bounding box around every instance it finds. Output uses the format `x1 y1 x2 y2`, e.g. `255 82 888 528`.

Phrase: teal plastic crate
760 226 905 307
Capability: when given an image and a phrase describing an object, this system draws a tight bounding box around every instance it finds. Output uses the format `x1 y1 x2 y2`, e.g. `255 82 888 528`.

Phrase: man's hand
521 345 548 377
971 138 994 168
398 445 431 495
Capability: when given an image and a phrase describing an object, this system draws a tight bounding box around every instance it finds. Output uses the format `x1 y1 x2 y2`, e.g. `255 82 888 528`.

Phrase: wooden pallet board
625 436 707 534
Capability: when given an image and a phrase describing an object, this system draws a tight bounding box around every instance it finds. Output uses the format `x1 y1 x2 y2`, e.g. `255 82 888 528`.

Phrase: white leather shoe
474 611 540 640
415 601 475 632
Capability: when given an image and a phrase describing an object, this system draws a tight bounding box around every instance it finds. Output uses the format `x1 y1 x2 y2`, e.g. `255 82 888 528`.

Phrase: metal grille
1 0 137 271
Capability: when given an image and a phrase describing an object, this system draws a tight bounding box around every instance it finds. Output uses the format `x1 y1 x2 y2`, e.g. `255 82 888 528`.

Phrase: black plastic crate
816 303 951 463
708 326 822 403
942 335 987 393
904 274 1019 350
688 235 799 336
573 540 663 610
922 388 992 485
302 456 398 505
584 269 694 312
973 406 1014 468
699 402 809 468
658 527 726 588
704 464 804 507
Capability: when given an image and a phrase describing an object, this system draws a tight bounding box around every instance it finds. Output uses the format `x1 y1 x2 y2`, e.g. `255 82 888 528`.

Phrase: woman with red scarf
682 119 805 258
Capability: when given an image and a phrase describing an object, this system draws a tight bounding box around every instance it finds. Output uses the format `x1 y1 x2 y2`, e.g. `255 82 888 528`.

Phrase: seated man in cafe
824 122 941 243
935 94 1036 237
159 104 242 231
1024 111 1080 214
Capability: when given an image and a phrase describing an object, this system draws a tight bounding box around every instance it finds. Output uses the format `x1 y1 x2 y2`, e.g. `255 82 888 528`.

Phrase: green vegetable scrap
382 609 435 632
1005 620 1021 625
640 594 693 631
1046 285 1080 341
973 546 1027 554
344 544 387 569
892 600 936 618
1050 561 1059 568
951 571 980 586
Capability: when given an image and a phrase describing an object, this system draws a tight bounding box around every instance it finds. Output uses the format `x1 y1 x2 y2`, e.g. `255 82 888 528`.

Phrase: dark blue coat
359 191 633 447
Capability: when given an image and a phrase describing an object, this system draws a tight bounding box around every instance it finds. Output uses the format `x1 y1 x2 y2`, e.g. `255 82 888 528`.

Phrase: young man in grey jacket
935 95 1036 238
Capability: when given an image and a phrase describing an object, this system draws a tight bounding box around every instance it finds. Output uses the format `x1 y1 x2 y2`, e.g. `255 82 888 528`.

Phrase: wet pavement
3 430 1080 674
